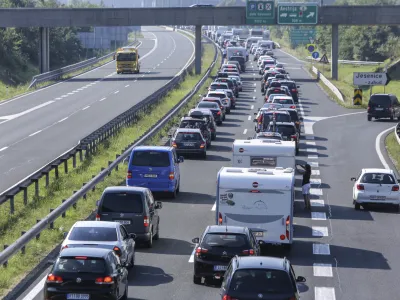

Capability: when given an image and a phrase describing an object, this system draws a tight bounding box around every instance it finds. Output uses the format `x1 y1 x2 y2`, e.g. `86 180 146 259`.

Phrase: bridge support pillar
331 24 339 80
39 27 50 74
195 25 202 75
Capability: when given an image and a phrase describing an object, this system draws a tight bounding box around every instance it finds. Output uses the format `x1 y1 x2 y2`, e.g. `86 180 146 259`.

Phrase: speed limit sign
265 2 271 10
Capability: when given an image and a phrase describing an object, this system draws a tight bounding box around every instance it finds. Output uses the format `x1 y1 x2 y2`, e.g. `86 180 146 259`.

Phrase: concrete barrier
311 66 344 102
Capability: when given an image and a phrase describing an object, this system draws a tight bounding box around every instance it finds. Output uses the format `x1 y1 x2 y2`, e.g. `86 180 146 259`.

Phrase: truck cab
115 47 140 74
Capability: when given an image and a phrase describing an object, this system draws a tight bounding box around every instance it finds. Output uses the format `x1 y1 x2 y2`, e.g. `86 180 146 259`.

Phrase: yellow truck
115 46 140 74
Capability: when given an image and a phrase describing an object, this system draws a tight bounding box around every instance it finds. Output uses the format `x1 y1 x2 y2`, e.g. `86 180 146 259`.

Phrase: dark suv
178 117 211 147
191 225 260 284
188 109 217 140
367 94 400 121
220 256 306 300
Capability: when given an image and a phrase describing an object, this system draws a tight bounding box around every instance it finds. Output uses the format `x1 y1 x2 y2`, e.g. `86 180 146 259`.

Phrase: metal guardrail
395 122 400 145
311 66 344 102
306 56 383 65
28 40 140 89
0 32 219 267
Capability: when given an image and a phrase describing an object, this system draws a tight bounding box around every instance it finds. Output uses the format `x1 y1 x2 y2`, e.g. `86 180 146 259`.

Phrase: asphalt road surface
0 27 194 194
18 49 399 300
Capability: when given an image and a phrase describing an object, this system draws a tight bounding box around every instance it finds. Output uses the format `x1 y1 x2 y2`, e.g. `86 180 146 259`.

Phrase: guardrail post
8 195 15 214
53 165 59 179
21 232 26 254
3 245 8 267
92 175 96 191
45 172 49 187
61 200 66 217
22 187 28 206
64 159 69 174
49 209 54 229
36 220 41 239
83 183 87 200
33 179 39 198
79 149 83 162
73 154 77 168
108 161 112 176
116 155 120 171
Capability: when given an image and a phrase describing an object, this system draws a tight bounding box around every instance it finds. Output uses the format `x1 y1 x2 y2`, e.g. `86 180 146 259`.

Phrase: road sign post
246 0 275 25
353 88 362 105
277 3 318 25
353 72 391 86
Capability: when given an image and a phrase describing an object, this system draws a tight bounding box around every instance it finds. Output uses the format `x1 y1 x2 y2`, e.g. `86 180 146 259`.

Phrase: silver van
96 186 162 248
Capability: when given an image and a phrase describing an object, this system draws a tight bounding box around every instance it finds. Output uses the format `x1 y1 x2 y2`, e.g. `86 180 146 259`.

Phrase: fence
306 57 383 66
0 32 220 267
28 40 140 89
311 66 344 102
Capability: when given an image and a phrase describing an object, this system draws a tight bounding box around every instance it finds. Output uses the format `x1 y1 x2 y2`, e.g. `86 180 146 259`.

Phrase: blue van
126 146 184 198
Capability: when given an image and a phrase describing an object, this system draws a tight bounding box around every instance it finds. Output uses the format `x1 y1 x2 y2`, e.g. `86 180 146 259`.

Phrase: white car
270 96 296 109
351 168 400 210
206 91 231 113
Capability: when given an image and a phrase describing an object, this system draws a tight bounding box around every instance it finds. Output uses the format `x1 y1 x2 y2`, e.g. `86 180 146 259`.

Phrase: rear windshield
131 151 170 167
369 96 391 106
229 269 294 293
180 120 206 128
207 94 224 100
273 125 296 135
275 75 285 79
116 52 136 61
211 84 228 90
217 80 233 87
100 192 144 213
198 102 218 109
273 98 293 105
360 173 396 184
287 110 299 121
280 82 296 89
264 113 291 123
68 226 118 241
202 233 248 248
54 258 106 273
175 132 202 141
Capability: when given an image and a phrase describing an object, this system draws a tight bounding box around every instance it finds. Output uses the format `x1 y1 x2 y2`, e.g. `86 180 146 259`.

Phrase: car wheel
169 187 177 199
202 152 207 160
176 182 180 194
212 133 216 140
217 121 222 126
193 275 201 284
295 148 299 155
355 202 361 210
367 116 372 121
128 251 135 269
154 222 160 240
390 114 394 121
395 204 400 212
146 230 153 248
121 284 128 300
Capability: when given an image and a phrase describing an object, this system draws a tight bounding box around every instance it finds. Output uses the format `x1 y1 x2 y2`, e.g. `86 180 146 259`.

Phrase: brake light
195 247 208 256
291 135 297 140
217 111 221 115
169 172 175 180
95 213 100 221
75 256 87 260
286 215 290 240
291 89 297 92
46 274 63 283
357 184 364 190
95 276 114 284
242 249 255 255
220 106 224 109
288 297 296 300
172 141 177 148
223 295 239 300
61 245 68 250
219 212 223 224
290 105 296 109
113 246 121 256
200 143 206 149
144 216 149 227
127 171 132 179
392 185 399 191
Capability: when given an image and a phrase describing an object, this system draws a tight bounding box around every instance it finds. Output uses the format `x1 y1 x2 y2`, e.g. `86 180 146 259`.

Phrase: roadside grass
0 42 216 298
385 132 400 172
128 31 144 41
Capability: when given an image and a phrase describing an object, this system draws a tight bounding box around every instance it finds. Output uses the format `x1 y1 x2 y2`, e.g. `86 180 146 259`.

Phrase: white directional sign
353 72 391 86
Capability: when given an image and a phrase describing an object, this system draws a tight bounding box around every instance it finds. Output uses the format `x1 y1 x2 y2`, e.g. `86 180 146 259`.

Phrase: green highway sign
246 0 275 25
277 3 318 25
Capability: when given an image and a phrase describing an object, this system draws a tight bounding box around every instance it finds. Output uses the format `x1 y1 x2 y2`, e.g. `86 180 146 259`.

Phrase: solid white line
248 116 252 121
100 98 106 102
188 244 198 263
243 129 248 134
309 162 319 168
311 188 323 196
114 91 119 94
315 287 336 300
306 148 318 152
58 117 68 123
253 83 256 86
313 264 333 277
306 141 316 146
0 147 8 152
277 49 306 63
82 106 90 111
211 202 216 211
323 111 366 121
55 97 62 100
375 126 396 170
29 130 42 137
22 276 47 300
311 212 327 220
250 105 254 109
313 243 330 255
67 92 74 95
312 170 320 176
308 155 318 159
125 84 130 87
305 135 315 140
311 178 322 185
312 226 329 237
311 199 325 207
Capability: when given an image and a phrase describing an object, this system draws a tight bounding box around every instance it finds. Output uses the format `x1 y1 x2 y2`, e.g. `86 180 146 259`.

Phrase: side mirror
296 276 306 283
192 237 200 244
351 177 356 181
179 156 184 163
63 232 68 239
129 233 136 240
96 200 100 206
155 201 163 209
398 179 400 183
297 85 300 88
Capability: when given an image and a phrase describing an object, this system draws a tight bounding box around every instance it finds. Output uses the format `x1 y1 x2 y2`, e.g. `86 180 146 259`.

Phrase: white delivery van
216 167 295 249
232 139 296 169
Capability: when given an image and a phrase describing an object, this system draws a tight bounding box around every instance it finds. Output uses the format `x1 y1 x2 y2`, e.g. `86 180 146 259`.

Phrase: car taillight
217 111 221 115
95 276 114 284
223 295 239 300
242 249 255 255
291 89 297 92
172 141 177 148
220 106 224 109
127 171 132 179
357 184 364 190
61 245 68 250
290 105 296 109
195 247 208 257
392 185 399 191
288 297 296 300
219 212 223 224
95 213 100 221
291 135 297 140
46 274 63 284
113 246 121 256
367 106 370 111
144 216 149 227
200 143 206 149
286 216 290 240
169 172 175 180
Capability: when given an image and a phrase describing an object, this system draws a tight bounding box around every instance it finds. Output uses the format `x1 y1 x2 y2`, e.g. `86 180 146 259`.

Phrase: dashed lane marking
312 170 320 176
211 202 216 211
306 148 318 152
306 141 316 146
29 130 42 137
308 155 318 159
311 188 323 196
310 162 319 168
311 178 322 185
248 116 252 121
100 98 106 102
250 105 254 109
313 243 331 255
243 129 248 135
305 136 315 140
82 106 90 111
58 117 68 123
188 244 198 263
311 212 327 220
114 91 119 94
312 226 329 237
0 147 8 152
315 287 336 300
311 199 325 207
313 264 333 277
125 84 130 88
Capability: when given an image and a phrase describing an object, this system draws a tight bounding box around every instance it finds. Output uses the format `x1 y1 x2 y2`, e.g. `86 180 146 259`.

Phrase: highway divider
311 66 345 102
0 32 219 269
28 40 140 89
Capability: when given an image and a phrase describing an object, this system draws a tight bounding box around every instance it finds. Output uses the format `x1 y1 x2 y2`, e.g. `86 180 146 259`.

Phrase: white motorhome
245 36 263 49
216 167 295 249
232 139 296 169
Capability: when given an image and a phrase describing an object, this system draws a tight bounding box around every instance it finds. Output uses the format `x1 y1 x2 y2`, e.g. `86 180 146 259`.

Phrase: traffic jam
41 27 400 300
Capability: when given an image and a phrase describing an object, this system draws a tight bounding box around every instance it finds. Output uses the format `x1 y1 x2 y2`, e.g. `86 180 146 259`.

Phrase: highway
18 49 399 300
0 27 194 194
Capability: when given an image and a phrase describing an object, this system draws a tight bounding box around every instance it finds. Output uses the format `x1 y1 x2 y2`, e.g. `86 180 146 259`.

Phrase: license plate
214 265 227 271
184 143 195 147
375 108 384 111
67 294 89 300
144 174 157 178
253 231 264 237
116 220 131 225
370 195 386 200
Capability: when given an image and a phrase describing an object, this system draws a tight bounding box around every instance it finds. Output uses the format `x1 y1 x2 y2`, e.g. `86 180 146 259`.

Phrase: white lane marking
310 162 319 168
311 212 327 220
311 188 323 196
277 49 306 63
0 100 54 121
22 275 47 300
253 83 256 86
312 170 320 176
312 226 329 237
0 147 8 152
311 199 325 207
61 94 68 97
100 98 106 102
114 91 119 94
311 178 322 185
308 155 318 159
248 116 252 121
250 105 254 109
243 129 248 135
303 121 314 135
315 287 336 300
254 89 256 93
211 202 216 211
125 84 130 88
322 111 366 121
29 130 42 137
306 148 318 152
55 97 62 100
285 67 302 70
313 243 330 255
67 92 74 95
306 141 316 146
58 117 68 123
82 106 90 111
253 73 256 76
313 264 333 277
77 88 83 91
188 244 198 263
305 135 315 140
253 96 256 100
376 126 396 170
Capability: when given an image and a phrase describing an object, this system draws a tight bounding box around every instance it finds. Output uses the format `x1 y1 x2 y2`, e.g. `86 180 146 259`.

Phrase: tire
154 222 160 240
121 284 128 300
128 251 135 269
146 230 153 248
217 121 222 126
212 133 216 140
202 152 207 160
176 183 180 194
355 202 361 210
193 275 201 284
390 114 394 121
367 116 372 121
295 148 299 155
169 187 177 199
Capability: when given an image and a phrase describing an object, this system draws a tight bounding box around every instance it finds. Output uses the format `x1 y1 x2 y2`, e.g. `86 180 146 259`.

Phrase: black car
215 78 238 97
178 117 211 147
257 110 292 132
266 121 299 154
281 108 303 134
45 247 129 300
229 55 246 72
367 93 400 121
217 72 229 78
196 101 223 125
188 109 217 140
279 80 300 103
220 256 306 300
191 225 261 284
170 128 207 159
